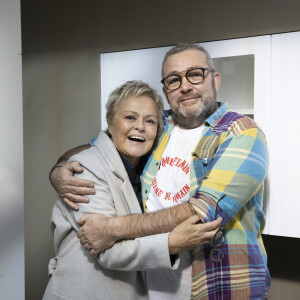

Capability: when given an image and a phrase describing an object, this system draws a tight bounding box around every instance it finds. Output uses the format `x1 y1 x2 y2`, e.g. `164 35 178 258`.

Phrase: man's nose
180 76 193 93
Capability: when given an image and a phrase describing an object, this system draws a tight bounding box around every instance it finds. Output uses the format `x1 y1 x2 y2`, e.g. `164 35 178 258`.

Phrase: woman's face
108 95 159 166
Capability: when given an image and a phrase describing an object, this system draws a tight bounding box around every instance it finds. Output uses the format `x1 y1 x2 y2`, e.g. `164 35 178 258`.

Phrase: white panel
100 46 171 130
268 32 300 238
0 0 24 299
201 36 271 140
101 36 271 135
100 36 271 233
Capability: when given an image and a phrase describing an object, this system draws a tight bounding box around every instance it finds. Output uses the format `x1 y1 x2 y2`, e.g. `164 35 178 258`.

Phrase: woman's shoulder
69 131 126 178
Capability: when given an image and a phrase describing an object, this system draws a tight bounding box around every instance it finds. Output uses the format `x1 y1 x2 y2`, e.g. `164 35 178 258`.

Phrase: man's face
162 49 221 129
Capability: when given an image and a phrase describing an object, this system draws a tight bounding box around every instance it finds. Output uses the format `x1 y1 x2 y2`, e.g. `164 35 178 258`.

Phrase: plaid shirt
142 103 270 300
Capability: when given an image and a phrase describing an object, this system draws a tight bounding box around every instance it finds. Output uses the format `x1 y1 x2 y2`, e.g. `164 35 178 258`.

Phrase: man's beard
173 85 218 129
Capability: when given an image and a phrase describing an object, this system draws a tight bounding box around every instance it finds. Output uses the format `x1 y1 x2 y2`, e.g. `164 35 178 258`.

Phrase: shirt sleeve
190 126 268 225
89 136 97 146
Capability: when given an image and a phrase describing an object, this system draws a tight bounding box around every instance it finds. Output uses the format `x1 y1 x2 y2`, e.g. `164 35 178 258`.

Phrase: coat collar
93 131 129 181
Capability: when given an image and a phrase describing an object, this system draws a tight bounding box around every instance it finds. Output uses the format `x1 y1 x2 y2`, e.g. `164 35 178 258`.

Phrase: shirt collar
204 102 227 127
166 102 227 129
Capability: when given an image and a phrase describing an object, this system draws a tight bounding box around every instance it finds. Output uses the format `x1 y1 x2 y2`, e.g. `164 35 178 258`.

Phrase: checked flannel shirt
142 103 270 300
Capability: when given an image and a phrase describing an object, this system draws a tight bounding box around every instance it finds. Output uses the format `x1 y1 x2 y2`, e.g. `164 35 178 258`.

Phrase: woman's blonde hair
106 80 164 136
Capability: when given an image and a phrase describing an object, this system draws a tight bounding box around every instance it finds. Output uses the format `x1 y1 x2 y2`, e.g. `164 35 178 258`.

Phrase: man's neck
175 103 219 129
176 114 206 129
177 121 204 130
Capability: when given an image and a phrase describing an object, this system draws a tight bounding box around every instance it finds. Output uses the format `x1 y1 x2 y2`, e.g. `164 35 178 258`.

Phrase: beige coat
43 131 174 300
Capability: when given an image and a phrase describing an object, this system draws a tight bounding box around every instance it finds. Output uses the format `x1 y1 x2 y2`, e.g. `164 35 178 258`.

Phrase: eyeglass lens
164 68 206 90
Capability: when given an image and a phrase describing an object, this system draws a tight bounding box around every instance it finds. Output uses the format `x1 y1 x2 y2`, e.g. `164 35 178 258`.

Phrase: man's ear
213 72 221 92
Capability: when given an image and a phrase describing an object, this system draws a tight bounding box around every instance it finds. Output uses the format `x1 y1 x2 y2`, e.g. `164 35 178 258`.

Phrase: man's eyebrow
164 65 204 77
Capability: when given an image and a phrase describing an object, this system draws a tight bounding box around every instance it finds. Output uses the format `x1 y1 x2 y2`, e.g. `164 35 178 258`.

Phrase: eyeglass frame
209 194 226 263
160 67 214 91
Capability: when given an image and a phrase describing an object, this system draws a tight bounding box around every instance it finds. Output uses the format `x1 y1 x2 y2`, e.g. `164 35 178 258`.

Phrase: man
50 43 270 299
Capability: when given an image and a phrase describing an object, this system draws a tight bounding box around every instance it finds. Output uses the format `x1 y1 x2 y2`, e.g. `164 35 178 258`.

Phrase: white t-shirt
146 124 205 300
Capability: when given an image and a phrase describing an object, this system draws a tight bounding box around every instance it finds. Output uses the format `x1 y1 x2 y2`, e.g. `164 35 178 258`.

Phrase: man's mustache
177 94 202 104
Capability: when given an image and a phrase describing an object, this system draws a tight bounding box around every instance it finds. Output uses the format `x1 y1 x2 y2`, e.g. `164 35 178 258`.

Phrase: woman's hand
77 214 117 257
168 215 222 254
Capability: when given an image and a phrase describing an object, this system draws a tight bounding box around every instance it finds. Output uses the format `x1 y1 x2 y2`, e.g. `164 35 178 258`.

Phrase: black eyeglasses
161 67 214 91
209 194 226 263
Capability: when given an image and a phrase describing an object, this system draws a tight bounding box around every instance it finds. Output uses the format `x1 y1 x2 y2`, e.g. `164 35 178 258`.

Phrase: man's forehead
162 49 208 76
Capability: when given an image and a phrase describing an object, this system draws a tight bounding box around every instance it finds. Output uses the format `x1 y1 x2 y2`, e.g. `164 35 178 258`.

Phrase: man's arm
190 126 268 224
97 215 221 270
53 144 91 165
78 212 222 257
77 124 268 253
49 144 95 210
68 155 222 269
77 202 198 253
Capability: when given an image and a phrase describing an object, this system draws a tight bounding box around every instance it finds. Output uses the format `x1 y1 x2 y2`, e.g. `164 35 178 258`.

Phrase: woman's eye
125 115 135 120
146 119 156 125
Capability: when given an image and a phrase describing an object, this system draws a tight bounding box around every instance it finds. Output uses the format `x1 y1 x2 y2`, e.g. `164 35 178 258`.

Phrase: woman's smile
108 95 159 166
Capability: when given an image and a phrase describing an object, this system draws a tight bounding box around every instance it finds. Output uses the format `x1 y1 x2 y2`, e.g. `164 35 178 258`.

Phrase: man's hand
50 162 95 210
168 216 222 254
77 214 117 257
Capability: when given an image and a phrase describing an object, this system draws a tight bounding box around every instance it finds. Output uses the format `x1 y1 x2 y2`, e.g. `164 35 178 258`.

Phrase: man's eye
188 70 203 79
166 76 180 85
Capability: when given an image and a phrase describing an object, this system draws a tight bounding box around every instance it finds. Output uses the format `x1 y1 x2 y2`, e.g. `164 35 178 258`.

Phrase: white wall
0 0 24 299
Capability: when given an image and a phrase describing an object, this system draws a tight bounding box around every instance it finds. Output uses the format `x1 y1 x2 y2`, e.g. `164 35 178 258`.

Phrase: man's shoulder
215 111 261 136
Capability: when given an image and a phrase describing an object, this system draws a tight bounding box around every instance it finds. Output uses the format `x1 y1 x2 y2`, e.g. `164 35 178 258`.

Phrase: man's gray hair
162 43 215 77
106 80 164 135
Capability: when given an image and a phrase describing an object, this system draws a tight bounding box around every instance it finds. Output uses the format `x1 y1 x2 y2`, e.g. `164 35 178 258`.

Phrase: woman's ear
107 124 112 135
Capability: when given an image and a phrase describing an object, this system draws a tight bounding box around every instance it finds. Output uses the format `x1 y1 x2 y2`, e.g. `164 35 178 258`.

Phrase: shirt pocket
192 134 223 173
194 134 222 159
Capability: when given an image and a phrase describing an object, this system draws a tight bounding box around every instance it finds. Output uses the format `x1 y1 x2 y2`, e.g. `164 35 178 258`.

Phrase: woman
43 81 175 300
43 80 220 300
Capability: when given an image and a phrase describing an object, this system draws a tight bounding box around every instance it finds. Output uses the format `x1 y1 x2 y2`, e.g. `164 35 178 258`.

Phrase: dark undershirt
117 150 147 213
118 149 176 265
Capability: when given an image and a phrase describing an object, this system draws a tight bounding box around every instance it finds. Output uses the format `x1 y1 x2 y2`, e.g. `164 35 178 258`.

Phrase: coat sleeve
67 154 177 271
190 126 268 225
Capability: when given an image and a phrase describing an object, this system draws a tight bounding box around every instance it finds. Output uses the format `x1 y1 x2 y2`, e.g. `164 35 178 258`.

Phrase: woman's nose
135 119 145 132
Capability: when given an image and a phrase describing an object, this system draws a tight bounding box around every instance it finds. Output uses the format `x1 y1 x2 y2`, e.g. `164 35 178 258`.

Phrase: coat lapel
94 131 142 215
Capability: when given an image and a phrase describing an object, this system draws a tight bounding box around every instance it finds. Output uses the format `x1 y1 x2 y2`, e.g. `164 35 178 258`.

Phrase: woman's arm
67 153 175 271
69 152 221 271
